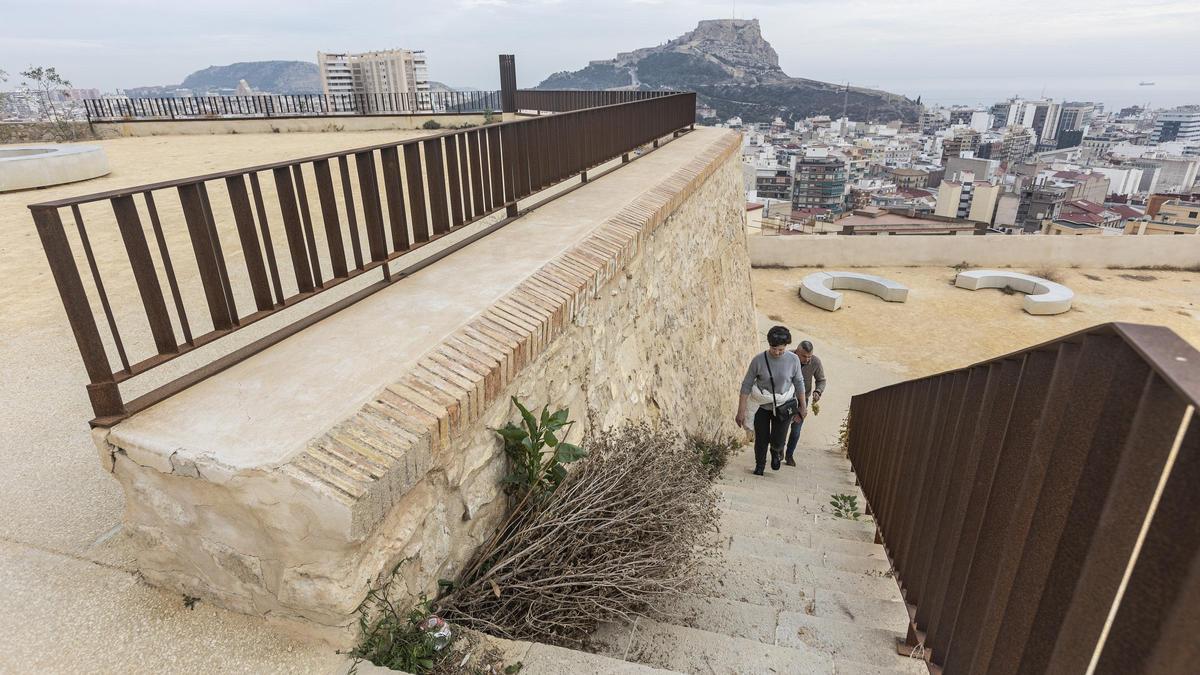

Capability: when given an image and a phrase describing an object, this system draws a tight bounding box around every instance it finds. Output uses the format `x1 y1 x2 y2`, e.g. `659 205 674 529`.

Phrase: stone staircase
583 442 929 675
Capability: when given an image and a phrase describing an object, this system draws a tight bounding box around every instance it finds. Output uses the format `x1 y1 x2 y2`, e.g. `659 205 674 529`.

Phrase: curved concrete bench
954 270 1074 315
0 144 110 192
800 271 910 311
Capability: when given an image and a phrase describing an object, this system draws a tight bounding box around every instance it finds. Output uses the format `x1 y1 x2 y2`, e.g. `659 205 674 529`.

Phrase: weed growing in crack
829 493 861 520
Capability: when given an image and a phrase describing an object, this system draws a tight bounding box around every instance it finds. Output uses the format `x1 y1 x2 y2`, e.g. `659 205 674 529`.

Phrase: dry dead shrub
436 423 720 647
1030 268 1062 283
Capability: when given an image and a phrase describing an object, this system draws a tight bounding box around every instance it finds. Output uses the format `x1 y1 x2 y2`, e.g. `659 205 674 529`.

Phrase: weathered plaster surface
95 129 754 642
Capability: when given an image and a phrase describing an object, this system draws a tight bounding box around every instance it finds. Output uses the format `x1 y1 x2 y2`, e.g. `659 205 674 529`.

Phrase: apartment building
792 155 848 214
755 165 793 202
1153 107 1200 143
318 49 430 109
935 175 1001 223
1016 184 1067 233
941 128 981 163
1058 102 1096 137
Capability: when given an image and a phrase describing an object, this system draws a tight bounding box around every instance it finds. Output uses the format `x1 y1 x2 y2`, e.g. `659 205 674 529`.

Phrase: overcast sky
2 0 1197 108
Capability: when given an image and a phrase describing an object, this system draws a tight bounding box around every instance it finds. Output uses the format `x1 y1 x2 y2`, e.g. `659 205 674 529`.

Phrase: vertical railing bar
455 131 470 221
404 143 430 243
379 146 409 252
225 175 275 311
290 164 323 287
444 134 464 227
424 137 450 235
71 204 131 372
353 150 388 260
197 183 239 325
111 194 178 354
337 155 365 269
31 205 124 420
142 193 193 345
312 159 349 278
248 172 286 306
271 167 315 293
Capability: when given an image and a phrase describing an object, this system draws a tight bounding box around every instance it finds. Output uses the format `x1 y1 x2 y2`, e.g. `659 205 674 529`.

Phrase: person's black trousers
753 407 789 471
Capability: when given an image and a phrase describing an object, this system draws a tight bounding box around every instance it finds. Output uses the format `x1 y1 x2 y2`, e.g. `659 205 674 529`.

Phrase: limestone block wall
98 132 755 643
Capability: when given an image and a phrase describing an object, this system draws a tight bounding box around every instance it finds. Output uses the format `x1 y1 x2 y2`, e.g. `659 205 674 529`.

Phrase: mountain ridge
537 19 919 124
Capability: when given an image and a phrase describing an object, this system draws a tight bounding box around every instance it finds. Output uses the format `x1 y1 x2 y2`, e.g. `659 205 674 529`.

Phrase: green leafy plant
483 108 497 124
350 567 518 675
811 401 821 416
687 432 739 479
838 412 851 456
422 119 443 130
350 579 446 674
829 493 861 520
495 398 585 499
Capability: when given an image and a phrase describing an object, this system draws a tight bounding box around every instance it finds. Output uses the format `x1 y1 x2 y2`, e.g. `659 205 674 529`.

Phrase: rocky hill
537 19 919 124
125 61 321 96
180 61 321 94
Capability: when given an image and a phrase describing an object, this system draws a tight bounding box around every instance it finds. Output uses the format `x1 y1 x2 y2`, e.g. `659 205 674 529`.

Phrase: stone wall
98 131 755 644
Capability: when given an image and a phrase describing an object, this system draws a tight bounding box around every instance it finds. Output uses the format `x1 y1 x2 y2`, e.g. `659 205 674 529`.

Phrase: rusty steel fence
847 322 1199 674
84 90 503 122
514 89 677 113
32 92 696 425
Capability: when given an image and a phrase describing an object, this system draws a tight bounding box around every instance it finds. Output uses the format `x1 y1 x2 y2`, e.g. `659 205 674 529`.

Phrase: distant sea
871 75 1199 110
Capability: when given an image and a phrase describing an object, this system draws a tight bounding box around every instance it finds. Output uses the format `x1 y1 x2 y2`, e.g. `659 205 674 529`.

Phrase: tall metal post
499 54 517 114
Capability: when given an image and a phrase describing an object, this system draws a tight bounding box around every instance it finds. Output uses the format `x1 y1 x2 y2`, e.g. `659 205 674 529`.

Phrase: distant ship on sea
1139 81 1156 86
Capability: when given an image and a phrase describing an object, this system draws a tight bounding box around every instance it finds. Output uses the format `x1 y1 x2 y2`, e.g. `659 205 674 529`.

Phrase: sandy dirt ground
753 266 1200 379
0 131 443 673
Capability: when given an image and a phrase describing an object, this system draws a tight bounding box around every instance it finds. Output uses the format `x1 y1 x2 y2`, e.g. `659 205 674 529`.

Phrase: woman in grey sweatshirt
736 326 807 475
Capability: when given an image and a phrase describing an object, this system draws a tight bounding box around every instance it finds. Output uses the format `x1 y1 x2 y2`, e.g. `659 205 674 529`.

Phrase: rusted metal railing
84 91 503 122
848 322 1199 674
514 89 677 113
33 92 696 426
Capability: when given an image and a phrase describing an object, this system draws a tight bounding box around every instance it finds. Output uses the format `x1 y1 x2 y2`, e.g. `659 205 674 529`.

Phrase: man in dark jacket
784 340 826 466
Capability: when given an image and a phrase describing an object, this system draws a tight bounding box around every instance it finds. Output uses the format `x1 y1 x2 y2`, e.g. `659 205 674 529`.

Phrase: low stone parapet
92 128 756 643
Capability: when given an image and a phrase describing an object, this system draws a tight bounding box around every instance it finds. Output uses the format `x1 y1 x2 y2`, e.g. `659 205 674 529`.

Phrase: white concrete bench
954 270 1074 315
800 271 910 311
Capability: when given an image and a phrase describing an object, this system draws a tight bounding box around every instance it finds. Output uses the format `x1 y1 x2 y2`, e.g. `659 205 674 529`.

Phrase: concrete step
718 466 858 489
717 479 864 505
813 534 887 557
721 493 875 528
523 641 683 674
832 659 929 675
812 588 912 633
777 611 922 672
729 534 892 575
654 594 778 644
721 508 878 544
721 548 899 603
594 618 835 674
796 563 902 601
717 482 821 509
705 564 816 612
723 550 797 585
